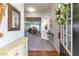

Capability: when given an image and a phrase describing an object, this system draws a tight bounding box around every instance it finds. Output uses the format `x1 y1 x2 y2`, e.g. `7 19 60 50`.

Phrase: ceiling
24 3 53 13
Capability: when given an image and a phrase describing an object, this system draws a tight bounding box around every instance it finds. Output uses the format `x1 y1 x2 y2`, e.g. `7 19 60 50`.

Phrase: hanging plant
56 3 68 25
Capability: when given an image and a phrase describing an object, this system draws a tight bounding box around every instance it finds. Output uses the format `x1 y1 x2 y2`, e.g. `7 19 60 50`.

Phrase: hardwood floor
28 50 59 56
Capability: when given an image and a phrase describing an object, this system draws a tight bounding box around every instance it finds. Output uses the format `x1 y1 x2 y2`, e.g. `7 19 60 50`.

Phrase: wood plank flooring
28 50 59 56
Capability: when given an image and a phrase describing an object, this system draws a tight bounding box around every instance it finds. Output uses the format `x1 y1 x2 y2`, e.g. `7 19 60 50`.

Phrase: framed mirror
8 4 20 31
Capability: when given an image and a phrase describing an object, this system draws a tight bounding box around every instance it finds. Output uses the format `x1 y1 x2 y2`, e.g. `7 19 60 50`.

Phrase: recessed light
27 7 36 12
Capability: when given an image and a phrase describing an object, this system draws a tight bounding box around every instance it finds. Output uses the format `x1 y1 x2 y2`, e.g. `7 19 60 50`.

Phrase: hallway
0 3 72 56
24 3 60 56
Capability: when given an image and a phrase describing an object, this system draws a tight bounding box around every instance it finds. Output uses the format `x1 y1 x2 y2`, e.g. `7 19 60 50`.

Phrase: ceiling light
27 7 36 12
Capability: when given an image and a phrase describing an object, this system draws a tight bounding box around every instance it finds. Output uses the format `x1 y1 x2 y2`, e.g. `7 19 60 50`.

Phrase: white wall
0 3 24 48
41 16 50 40
41 10 51 40
49 4 60 53
41 4 60 53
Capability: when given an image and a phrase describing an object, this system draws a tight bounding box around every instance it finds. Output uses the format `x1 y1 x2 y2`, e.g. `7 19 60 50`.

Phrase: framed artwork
8 4 20 31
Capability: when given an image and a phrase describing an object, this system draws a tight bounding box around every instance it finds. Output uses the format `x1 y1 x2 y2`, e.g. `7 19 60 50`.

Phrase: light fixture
0 3 7 25
27 7 36 13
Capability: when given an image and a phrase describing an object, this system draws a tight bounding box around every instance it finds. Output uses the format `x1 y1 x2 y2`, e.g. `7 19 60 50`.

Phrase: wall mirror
8 4 20 31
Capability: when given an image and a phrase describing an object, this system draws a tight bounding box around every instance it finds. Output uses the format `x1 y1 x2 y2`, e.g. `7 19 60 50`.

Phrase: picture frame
8 4 20 31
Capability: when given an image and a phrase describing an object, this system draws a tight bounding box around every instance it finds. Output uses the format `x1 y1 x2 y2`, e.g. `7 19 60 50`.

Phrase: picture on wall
8 4 20 31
